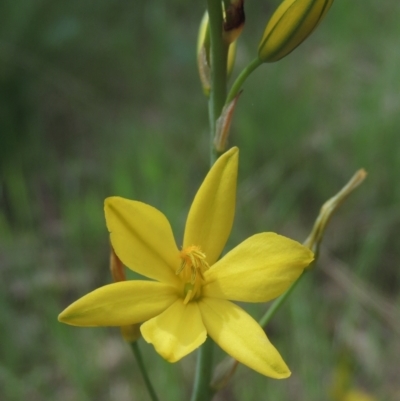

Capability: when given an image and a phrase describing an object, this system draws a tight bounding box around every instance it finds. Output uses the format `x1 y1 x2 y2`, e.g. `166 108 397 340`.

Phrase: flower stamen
177 245 209 304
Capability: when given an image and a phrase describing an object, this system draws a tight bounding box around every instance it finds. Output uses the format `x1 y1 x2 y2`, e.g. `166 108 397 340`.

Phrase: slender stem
258 269 308 328
190 2 227 400
130 341 160 401
226 57 262 105
190 337 214 401
207 0 229 164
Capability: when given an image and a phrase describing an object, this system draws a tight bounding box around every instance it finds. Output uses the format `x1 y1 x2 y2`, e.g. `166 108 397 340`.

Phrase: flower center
176 245 209 304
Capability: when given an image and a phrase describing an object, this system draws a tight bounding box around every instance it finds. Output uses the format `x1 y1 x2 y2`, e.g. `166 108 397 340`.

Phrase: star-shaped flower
58 147 313 378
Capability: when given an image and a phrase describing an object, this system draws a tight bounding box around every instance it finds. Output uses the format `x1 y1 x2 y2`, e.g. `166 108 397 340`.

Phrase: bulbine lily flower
58 147 313 378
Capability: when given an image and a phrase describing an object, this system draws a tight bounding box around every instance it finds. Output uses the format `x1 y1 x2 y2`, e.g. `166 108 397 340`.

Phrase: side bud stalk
258 0 334 63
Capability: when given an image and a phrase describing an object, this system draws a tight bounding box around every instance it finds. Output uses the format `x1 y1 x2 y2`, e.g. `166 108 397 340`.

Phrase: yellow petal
203 233 313 302
58 281 177 326
183 147 238 265
141 299 207 362
105 197 180 286
199 298 290 378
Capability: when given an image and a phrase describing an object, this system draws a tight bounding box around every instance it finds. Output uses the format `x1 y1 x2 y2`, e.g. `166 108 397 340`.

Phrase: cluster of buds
197 0 335 90
197 0 245 96
197 10 240 96
196 0 335 153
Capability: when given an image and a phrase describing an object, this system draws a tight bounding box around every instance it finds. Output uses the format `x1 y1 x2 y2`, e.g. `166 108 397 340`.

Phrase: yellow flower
58 147 313 378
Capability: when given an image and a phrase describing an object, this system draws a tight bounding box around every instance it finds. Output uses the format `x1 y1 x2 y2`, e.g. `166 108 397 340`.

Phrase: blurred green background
1 0 399 400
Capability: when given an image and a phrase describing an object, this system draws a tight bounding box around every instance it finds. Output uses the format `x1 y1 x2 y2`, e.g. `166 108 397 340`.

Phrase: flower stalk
190 338 214 401
130 341 160 401
226 57 262 105
206 0 229 163
192 1 229 398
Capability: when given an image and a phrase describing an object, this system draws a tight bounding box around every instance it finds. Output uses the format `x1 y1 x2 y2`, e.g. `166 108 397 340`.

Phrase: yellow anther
178 245 209 303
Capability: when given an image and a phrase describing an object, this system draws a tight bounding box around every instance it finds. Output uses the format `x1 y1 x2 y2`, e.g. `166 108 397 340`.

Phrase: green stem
207 0 229 164
190 2 227 400
190 337 214 401
130 341 160 401
258 269 308 328
226 57 262 105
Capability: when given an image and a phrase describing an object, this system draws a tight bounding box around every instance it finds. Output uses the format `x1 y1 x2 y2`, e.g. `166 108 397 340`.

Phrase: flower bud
223 0 245 45
258 0 334 63
120 324 142 343
110 246 126 282
227 41 237 79
197 12 212 96
197 10 238 96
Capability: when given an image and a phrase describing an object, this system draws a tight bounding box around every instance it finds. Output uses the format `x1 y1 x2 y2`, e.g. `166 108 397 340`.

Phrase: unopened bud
120 324 142 343
223 0 245 44
110 246 126 282
258 0 334 63
227 41 237 79
197 12 211 96
197 10 238 96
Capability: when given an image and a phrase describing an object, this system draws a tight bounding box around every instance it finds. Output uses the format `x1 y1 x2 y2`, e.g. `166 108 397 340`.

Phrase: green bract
258 0 334 62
